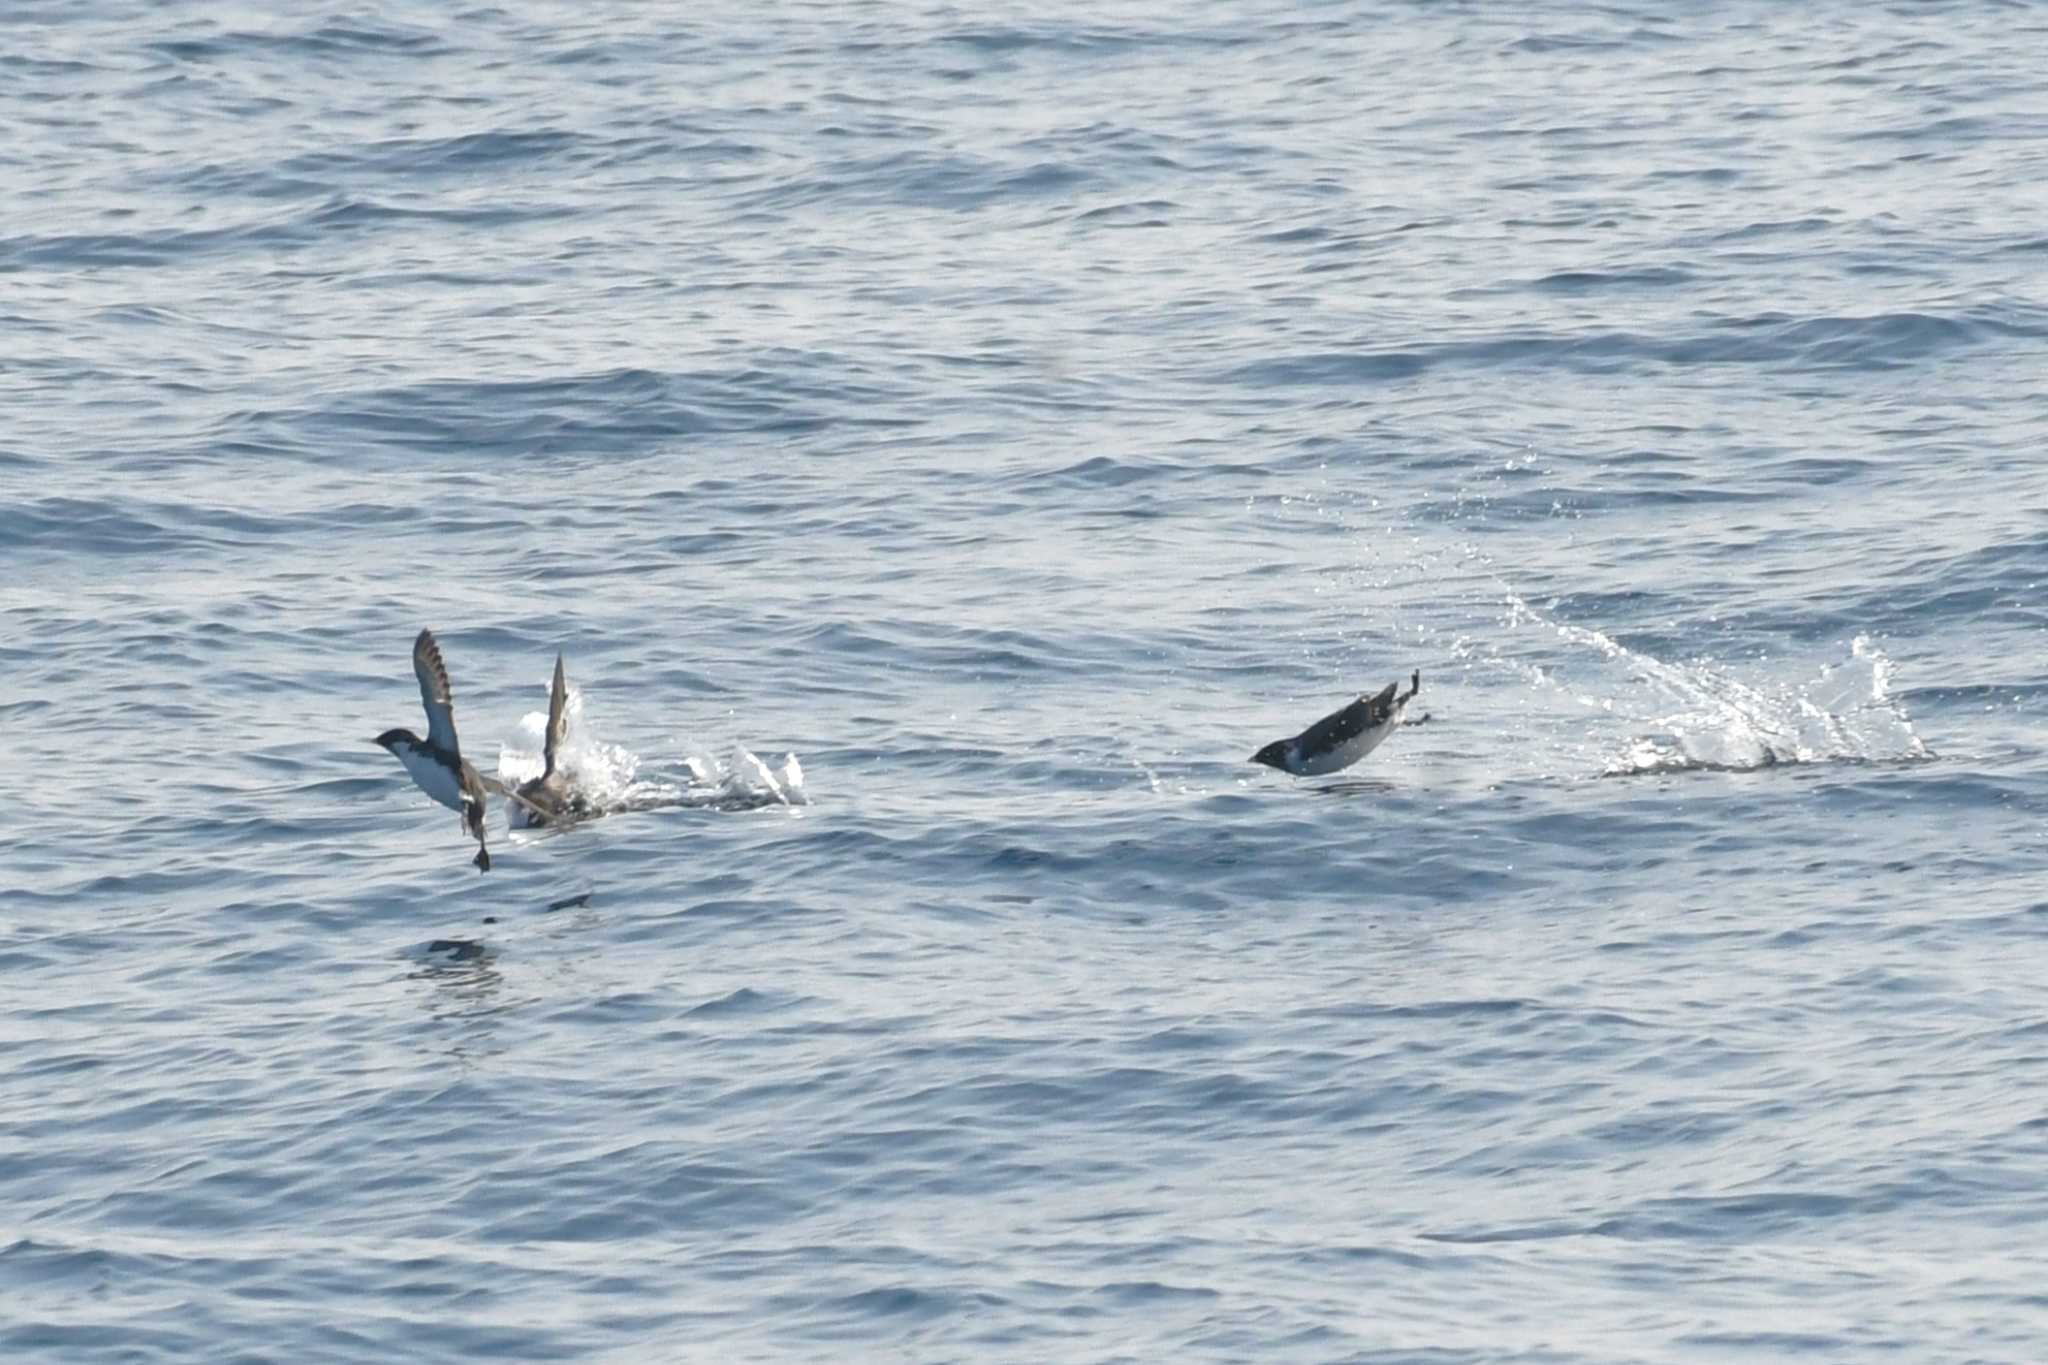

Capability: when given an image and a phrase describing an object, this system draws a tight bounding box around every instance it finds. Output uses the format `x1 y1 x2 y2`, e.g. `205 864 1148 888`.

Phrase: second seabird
491 652 595 829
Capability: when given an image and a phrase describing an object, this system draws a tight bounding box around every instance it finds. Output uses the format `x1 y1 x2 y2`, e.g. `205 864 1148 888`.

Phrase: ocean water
4 1 2047 1359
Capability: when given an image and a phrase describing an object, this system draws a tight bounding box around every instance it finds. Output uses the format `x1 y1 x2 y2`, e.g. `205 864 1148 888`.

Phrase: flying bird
1251 671 1422 776
373 629 492 870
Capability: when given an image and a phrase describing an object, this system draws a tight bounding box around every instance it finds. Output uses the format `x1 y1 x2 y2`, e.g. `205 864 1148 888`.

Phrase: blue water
5 2 2047 1359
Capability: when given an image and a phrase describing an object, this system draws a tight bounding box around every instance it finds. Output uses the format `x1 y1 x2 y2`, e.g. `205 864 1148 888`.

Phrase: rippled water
6 2 2048 1360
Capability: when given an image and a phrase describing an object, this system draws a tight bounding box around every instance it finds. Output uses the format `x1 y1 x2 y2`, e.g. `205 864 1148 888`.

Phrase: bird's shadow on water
405 887 591 977
419 938 493 963
1306 777 1402 798
396 885 603 1067
403 950 510 1070
406 941 504 1023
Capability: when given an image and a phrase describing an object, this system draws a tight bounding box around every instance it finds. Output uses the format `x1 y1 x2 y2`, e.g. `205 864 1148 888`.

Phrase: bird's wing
542 652 569 781
413 628 462 756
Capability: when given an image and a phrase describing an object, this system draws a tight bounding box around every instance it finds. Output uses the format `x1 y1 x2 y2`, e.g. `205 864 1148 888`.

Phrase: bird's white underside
1284 715 1398 775
396 744 467 813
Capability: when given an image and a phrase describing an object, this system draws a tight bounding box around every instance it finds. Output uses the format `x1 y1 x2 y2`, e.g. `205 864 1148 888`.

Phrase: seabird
373 628 492 870
490 652 594 829
1251 670 1422 776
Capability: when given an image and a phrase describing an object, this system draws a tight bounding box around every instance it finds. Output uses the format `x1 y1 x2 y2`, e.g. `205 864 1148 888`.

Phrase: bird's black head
1250 740 1290 770
373 727 419 753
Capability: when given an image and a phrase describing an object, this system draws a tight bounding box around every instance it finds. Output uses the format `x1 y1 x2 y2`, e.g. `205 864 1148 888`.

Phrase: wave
1217 301 2048 387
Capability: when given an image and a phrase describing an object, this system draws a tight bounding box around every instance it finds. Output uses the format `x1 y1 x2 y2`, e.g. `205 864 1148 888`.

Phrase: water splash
683 746 809 809
495 681 681 822
1602 636 1930 774
1495 592 1930 776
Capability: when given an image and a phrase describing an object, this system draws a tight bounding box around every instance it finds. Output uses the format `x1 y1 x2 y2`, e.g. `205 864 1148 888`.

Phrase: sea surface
4 2 2047 1360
